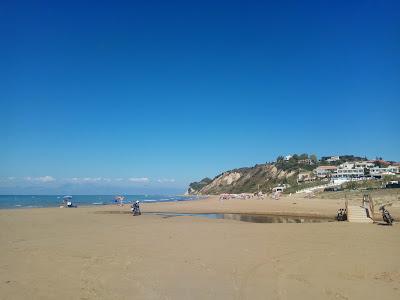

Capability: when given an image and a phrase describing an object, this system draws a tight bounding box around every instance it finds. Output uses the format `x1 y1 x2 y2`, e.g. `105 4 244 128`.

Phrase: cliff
188 163 298 195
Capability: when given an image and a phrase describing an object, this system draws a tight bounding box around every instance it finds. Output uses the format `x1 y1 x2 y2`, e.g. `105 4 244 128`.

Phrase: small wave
15 204 22 207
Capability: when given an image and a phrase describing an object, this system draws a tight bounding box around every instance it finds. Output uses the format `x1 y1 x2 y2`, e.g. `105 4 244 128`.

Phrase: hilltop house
284 155 292 161
321 156 340 162
327 156 340 162
298 158 314 165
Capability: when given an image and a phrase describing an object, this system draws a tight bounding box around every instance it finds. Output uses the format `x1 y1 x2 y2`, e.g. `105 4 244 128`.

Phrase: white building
333 162 365 179
370 166 399 177
272 186 285 192
339 162 355 169
326 156 340 162
354 161 375 168
284 155 292 161
334 167 365 178
313 166 337 178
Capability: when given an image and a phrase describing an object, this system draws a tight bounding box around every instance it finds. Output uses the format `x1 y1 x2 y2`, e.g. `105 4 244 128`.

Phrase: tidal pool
149 212 335 223
95 211 335 223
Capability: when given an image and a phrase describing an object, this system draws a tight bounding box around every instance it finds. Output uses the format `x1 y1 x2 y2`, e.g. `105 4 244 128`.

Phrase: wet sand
1 194 400 299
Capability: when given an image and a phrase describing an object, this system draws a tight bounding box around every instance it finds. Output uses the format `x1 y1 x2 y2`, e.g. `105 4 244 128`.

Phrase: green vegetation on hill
188 153 326 195
188 178 212 192
320 155 367 166
275 153 317 172
187 153 397 195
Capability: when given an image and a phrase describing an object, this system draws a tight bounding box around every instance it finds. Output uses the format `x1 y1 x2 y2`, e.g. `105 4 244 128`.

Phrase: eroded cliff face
200 172 242 192
189 164 297 195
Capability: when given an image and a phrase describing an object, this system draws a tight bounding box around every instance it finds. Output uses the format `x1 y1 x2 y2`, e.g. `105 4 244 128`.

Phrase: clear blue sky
1 0 399 194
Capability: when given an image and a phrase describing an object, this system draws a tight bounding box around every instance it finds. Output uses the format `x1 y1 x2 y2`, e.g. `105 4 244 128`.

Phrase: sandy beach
1 193 400 299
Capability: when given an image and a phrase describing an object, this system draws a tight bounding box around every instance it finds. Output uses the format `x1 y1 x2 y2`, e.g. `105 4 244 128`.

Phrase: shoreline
0 195 206 211
2 192 400 220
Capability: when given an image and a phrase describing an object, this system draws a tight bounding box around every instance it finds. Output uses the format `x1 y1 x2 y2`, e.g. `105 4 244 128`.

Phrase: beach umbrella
62 195 72 206
114 196 125 205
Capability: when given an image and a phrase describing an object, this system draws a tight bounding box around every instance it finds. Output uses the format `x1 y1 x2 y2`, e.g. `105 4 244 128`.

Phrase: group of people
219 192 264 201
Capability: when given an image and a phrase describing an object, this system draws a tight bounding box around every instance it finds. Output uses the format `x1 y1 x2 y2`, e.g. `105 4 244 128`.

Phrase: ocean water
0 195 200 209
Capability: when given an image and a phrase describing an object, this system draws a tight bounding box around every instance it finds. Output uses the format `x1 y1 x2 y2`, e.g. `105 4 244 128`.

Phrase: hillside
188 164 296 195
187 154 370 195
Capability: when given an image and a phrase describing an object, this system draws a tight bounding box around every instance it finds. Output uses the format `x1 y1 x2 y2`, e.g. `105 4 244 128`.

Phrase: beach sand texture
1 194 400 299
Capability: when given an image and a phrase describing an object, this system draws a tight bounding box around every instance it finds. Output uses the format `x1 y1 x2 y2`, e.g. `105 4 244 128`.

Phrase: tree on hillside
189 177 212 191
299 153 308 160
310 154 318 162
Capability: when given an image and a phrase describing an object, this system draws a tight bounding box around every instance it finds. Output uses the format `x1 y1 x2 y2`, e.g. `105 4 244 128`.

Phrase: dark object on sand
336 208 347 221
379 205 393 225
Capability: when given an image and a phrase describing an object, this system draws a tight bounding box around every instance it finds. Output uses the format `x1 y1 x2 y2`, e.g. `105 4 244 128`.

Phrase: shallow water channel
96 211 334 223
152 212 334 223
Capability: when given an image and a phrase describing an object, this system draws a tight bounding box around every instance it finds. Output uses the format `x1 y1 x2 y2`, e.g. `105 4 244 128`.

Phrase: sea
0 195 201 209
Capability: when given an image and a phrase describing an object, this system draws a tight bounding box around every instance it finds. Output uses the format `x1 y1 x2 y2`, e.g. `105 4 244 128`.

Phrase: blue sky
1 0 399 194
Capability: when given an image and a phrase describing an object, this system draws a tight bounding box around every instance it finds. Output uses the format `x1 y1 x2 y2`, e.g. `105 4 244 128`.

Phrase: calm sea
0 195 200 209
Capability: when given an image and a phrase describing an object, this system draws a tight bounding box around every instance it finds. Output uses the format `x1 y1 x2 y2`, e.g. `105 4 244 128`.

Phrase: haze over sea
0 195 198 209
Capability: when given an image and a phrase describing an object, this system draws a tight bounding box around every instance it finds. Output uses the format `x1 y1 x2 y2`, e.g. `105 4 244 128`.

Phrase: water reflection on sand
95 211 334 223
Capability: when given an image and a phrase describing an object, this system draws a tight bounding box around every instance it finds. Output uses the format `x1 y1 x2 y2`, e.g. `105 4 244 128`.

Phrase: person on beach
132 200 141 216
